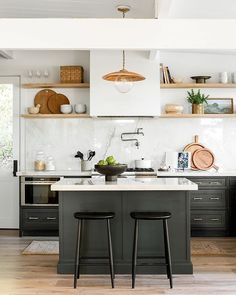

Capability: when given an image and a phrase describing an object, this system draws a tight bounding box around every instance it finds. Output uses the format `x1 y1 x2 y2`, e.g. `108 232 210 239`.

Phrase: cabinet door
90 50 160 116
191 210 226 229
190 190 226 209
189 178 227 189
21 208 58 230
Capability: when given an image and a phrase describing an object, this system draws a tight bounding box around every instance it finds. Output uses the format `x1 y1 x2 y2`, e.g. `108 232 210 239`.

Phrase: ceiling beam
1 19 236 50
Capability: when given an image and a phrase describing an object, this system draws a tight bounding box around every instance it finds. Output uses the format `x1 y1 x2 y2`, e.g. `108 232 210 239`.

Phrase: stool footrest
137 262 167 267
137 255 166 259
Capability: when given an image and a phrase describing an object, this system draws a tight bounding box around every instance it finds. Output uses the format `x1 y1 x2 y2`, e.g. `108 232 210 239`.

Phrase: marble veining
51 176 198 191
24 117 236 171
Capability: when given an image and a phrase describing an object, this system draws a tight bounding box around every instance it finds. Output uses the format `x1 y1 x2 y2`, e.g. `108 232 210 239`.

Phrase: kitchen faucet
121 128 144 149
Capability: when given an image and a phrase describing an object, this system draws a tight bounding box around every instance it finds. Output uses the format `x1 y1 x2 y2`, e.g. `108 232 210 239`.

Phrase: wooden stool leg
74 219 82 289
163 219 173 289
107 219 115 288
132 219 139 289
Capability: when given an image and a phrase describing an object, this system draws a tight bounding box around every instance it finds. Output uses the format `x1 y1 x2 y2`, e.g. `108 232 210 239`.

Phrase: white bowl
60 104 72 114
74 104 86 114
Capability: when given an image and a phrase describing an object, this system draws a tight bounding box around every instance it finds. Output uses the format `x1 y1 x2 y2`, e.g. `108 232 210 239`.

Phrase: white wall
160 51 236 113
90 50 160 116
2 50 236 173
0 50 90 170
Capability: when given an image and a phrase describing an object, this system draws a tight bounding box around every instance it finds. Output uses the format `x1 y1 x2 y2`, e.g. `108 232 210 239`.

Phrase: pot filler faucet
121 128 144 149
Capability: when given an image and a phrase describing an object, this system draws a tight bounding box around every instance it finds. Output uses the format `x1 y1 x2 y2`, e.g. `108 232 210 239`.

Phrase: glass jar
34 151 46 171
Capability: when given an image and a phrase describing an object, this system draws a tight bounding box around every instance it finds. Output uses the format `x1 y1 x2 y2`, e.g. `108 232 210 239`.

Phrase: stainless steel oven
21 177 60 206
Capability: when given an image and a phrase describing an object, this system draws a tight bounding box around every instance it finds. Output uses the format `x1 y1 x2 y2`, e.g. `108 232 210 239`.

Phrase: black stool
130 211 173 289
73 211 115 289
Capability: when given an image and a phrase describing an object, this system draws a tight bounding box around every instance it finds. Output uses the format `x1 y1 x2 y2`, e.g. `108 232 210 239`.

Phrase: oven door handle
22 182 56 185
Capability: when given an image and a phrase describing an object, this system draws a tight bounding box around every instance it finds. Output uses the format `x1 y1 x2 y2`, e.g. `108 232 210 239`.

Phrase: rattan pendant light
102 6 146 93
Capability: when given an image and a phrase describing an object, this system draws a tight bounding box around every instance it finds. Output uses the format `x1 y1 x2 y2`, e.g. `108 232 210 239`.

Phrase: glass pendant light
102 6 145 93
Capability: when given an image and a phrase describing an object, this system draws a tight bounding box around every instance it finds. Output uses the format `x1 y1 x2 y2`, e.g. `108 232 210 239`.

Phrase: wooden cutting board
47 93 70 114
192 148 217 170
183 135 205 170
34 89 56 114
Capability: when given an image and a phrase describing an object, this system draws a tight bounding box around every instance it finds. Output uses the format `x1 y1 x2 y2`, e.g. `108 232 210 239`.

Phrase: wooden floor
1 231 236 295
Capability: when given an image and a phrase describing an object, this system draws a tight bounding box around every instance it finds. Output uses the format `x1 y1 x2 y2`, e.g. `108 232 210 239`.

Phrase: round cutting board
34 89 56 114
183 135 205 169
47 93 70 114
192 148 215 170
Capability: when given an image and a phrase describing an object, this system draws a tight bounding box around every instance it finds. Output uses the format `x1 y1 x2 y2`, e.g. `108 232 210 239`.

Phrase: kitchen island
51 176 198 274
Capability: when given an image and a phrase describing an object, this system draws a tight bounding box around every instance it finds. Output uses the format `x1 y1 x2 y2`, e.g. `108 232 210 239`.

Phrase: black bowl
95 164 127 181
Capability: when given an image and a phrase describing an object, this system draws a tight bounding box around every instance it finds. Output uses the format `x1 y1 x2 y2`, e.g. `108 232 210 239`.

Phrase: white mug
232 72 236 83
219 72 228 84
74 104 86 114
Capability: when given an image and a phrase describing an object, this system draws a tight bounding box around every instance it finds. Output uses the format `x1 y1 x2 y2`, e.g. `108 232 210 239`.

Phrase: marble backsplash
24 117 236 171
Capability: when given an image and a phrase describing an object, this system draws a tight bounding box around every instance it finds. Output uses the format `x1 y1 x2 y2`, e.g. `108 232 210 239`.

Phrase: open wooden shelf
22 83 90 89
21 114 91 119
159 114 236 118
161 83 236 89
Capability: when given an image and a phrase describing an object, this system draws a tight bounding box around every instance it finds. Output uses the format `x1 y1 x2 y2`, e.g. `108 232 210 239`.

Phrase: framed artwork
204 98 234 114
177 152 191 170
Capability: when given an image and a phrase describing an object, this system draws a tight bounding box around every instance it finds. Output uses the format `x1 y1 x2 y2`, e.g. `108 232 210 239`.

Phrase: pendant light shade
102 6 145 93
102 69 146 82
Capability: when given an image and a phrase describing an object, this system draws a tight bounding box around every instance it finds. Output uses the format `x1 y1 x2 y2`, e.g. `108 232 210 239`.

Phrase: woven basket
60 66 84 83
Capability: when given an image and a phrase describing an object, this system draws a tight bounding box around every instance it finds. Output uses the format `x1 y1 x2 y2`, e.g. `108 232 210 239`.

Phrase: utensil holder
81 160 92 171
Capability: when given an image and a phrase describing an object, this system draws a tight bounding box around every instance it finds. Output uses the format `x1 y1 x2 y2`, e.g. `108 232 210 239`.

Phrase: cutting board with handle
183 135 205 170
192 148 219 171
34 89 56 114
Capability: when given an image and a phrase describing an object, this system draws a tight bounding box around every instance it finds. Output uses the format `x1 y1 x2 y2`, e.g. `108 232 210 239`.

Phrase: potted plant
187 89 209 114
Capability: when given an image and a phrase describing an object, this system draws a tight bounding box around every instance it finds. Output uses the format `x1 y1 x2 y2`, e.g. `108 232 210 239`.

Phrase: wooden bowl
165 104 184 114
95 164 127 181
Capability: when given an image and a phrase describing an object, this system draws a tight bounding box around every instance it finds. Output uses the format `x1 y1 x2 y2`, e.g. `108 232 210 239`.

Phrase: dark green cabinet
20 207 59 236
229 177 236 235
188 177 228 237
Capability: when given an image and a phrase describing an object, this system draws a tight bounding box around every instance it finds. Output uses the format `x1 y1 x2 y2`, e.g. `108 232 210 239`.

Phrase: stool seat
74 212 115 220
130 211 171 220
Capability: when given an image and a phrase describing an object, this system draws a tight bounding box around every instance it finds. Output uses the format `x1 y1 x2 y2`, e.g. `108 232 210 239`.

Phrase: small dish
60 104 73 114
74 104 86 114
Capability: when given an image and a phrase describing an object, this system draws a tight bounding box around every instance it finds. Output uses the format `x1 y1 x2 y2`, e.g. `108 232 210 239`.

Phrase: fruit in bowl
95 156 127 181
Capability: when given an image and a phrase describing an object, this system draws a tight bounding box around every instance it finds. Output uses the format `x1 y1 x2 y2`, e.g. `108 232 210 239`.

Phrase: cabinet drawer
190 178 226 188
191 211 226 228
229 177 236 188
21 208 58 230
190 190 226 209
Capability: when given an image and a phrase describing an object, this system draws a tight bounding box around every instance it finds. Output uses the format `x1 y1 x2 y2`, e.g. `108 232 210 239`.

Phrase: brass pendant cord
122 50 125 70
102 5 145 82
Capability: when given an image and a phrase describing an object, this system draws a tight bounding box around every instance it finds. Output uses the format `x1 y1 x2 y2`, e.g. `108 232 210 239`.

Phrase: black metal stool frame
131 213 173 289
74 214 115 289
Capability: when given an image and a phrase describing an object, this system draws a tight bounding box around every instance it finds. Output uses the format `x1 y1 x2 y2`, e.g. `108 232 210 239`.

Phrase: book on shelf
160 64 174 84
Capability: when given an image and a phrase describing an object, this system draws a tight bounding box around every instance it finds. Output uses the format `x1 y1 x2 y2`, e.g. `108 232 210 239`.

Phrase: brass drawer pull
46 217 57 220
193 218 203 221
210 197 220 200
209 182 221 185
193 197 203 200
28 217 39 220
210 218 220 221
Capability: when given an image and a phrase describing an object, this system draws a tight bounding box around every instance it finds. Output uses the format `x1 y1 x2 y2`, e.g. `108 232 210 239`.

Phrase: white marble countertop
17 169 236 177
156 170 236 177
16 170 92 177
51 176 198 191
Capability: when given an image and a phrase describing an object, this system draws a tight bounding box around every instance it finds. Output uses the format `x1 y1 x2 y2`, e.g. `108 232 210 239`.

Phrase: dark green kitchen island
51 176 198 274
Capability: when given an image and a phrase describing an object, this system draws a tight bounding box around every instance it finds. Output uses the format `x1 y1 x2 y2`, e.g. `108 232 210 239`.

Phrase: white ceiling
165 0 236 19
0 0 155 18
1 0 236 19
